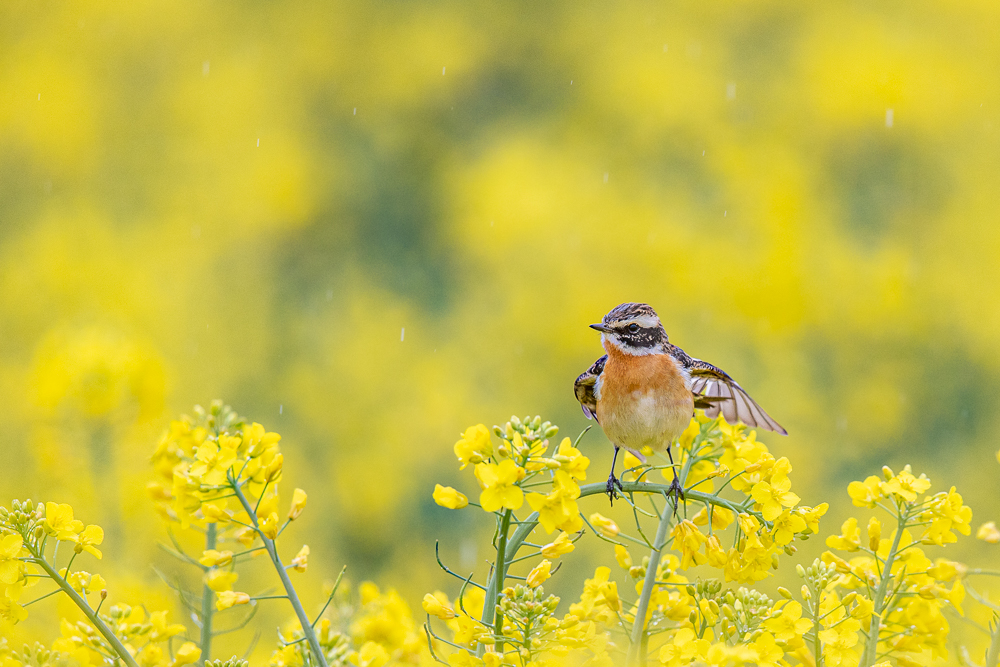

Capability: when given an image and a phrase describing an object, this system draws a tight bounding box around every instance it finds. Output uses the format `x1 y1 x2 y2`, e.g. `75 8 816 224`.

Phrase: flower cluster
821 465 972 665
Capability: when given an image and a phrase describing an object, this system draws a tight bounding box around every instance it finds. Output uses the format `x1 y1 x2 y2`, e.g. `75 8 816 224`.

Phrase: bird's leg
666 447 684 507
606 445 624 503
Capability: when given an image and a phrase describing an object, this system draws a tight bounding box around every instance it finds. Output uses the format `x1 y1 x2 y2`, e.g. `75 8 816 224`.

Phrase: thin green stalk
986 614 1000 667
232 482 328 667
200 522 217 664
32 552 140 667
812 585 823 667
627 493 674 667
863 509 906 667
478 509 513 655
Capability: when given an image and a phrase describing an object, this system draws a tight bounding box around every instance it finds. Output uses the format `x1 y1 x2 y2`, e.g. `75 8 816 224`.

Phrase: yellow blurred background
3 0 1000 659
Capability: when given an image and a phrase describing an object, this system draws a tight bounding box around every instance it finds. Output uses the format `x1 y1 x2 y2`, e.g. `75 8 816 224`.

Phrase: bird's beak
589 323 612 333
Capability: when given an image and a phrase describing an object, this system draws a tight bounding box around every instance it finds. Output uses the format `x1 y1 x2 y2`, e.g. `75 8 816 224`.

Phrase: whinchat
574 302 787 500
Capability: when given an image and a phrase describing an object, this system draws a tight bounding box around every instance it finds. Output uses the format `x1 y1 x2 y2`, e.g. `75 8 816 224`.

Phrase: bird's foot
667 476 685 506
606 473 624 503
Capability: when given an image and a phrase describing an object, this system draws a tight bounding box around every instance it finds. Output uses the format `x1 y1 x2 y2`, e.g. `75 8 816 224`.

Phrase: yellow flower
351 641 390 667
75 525 104 559
947 579 966 616
433 484 469 509
614 545 632 569
291 545 309 573
260 512 280 540
204 568 238 592
540 532 575 558
287 488 307 519
978 521 1000 544
454 424 493 469
763 601 812 641
923 486 973 545
659 628 708 667
750 460 799 521
148 610 186 641
670 520 707 569
43 502 84 541
847 476 884 508
772 510 806 546
799 503 829 534
553 437 589 480
867 517 882 551
526 471 583 533
692 505 734 530
526 559 552 588
850 595 874 621
447 652 484 667
199 549 234 567
216 590 251 610
173 642 201 666
753 632 784 667
818 617 861 667
474 460 524 512
882 465 931 502
422 591 455 620
826 518 861 552
705 535 728 569
589 513 619 538
0 535 24 585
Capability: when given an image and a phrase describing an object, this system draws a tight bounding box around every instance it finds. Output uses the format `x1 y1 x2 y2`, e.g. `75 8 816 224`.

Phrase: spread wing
574 355 607 421
671 345 788 435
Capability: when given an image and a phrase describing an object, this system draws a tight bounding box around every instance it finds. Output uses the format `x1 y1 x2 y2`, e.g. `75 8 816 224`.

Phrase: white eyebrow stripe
614 315 660 329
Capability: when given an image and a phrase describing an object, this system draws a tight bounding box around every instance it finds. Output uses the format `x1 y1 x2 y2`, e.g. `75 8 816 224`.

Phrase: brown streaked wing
686 357 788 435
574 355 607 422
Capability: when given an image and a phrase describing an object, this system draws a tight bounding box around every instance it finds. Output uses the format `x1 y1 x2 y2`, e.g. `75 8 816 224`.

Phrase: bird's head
590 302 668 355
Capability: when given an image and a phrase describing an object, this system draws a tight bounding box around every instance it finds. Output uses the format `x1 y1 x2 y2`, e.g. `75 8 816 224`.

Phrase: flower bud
777 587 793 600
882 466 894 481
867 517 882 551
796 564 806 578
801 585 812 600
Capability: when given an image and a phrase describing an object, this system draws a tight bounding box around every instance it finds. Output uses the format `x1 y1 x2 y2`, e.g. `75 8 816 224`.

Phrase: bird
573 302 787 502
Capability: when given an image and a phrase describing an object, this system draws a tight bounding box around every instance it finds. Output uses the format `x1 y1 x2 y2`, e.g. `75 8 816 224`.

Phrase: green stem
232 482 328 667
200 523 217 664
986 614 1000 667
626 494 674 667
812 585 823 667
478 509 513 655
32 552 140 667
863 510 905 667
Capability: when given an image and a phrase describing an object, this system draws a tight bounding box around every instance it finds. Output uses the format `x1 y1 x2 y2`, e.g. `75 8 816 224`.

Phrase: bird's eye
627 323 640 333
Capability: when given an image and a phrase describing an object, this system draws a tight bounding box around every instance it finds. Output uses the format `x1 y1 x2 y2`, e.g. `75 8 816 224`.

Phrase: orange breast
596 347 693 452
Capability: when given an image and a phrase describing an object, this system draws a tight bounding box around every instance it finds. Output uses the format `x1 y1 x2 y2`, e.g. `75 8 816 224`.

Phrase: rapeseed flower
199 549 234 567
763 600 812 641
977 521 1000 543
552 437 589 480
527 471 582 533
0 535 23 585
454 425 493 469
540 532 575 558
826 518 861 552
290 545 309 572
474 460 524 512
75 525 104 559
658 628 708 667
882 465 931 502
216 590 251 610
750 458 799 520
287 488 307 519
670 520 707 569
848 475 883 508
588 513 619 538
43 502 83 541
173 642 202 666
433 484 469 510
422 591 455 619
526 559 552 587
204 568 239 592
